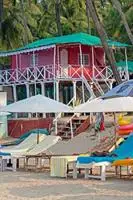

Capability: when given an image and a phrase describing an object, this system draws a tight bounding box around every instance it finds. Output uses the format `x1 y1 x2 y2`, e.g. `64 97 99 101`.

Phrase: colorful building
0 32 129 106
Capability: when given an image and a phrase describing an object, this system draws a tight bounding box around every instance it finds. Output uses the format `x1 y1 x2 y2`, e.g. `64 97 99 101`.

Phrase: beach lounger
24 136 61 171
1 128 49 147
0 134 47 171
1 133 46 154
112 159 133 177
1 136 61 171
73 134 133 181
49 136 123 178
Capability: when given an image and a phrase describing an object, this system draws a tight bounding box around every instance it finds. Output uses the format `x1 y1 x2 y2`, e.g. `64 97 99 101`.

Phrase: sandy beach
0 171 133 200
0 114 132 200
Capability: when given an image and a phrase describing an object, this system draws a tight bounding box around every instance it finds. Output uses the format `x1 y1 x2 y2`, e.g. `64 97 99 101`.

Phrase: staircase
50 115 90 140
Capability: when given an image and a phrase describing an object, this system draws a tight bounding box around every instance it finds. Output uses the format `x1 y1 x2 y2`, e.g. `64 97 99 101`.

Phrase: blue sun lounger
77 134 133 164
73 134 133 181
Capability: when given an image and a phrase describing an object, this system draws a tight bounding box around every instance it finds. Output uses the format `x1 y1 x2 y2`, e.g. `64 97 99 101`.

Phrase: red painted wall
8 118 53 138
11 44 105 80
11 48 54 69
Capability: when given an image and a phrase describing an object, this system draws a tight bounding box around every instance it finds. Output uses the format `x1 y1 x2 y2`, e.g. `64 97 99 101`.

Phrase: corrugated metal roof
0 32 130 57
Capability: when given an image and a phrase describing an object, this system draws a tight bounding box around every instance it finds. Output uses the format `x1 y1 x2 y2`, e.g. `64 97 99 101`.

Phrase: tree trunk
20 0 29 44
0 0 3 30
86 0 122 84
85 1 91 34
55 0 62 36
110 0 133 45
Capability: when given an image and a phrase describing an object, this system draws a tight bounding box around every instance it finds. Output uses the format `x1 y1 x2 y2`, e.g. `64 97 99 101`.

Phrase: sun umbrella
102 80 133 99
0 95 72 113
0 95 72 142
74 97 133 113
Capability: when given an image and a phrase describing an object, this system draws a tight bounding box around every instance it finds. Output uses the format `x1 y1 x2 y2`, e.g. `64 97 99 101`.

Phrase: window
78 54 89 65
30 54 38 66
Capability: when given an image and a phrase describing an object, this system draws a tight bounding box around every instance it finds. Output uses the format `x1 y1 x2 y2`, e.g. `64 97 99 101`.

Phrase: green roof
116 61 133 73
0 32 130 57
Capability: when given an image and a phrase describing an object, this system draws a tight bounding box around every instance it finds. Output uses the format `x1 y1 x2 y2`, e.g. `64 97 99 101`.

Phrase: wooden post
82 81 85 103
40 82 46 118
91 46 95 79
26 83 31 118
70 119 73 138
79 44 85 103
16 54 19 81
79 44 83 77
34 82 37 95
13 85 17 118
73 81 77 106
26 83 30 98
16 54 18 69
56 81 59 101
57 46 60 76
33 51 35 67
125 48 129 80
53 46 56 100
41 82 45 96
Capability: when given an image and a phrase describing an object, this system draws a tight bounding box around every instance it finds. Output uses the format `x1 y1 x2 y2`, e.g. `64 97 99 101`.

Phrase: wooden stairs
51 115 90 140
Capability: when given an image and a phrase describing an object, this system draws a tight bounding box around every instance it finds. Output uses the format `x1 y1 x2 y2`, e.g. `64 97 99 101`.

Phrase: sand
0 114 132 200
0 171 133 200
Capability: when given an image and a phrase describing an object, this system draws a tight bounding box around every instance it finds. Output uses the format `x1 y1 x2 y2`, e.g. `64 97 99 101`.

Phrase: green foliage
0 0 132 60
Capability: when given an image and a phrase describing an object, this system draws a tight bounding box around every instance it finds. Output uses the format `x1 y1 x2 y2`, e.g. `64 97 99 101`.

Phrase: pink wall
11 48 54 69
10 45 105 80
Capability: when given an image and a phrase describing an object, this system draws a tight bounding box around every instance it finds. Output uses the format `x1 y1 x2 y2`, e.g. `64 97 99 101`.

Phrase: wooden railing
0 64 121 85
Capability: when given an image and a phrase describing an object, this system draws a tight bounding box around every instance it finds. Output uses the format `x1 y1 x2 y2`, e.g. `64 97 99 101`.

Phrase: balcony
0 64 121 86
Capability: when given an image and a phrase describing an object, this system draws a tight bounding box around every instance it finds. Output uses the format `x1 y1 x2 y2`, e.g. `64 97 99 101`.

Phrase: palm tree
55 0 62 36
20 0 29 44
86 0 122 84
110 0 133 45
0 0 3 30
0 0 40 49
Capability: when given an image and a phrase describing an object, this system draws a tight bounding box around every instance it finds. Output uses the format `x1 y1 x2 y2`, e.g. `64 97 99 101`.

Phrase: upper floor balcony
0 64 128 86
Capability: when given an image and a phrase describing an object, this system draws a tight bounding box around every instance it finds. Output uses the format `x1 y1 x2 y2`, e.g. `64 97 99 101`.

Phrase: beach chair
0 134 47 171
24 136 61 171
0 129 49 147
49 136 123 178
1 133 46 154
73 134 133 181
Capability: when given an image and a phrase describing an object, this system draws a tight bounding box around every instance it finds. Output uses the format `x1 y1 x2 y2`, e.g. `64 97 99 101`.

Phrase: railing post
16 68 19 82
27 68 29 81
5 70 8 83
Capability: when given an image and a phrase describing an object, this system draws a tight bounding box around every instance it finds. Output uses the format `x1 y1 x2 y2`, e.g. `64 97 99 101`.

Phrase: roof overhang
0 44 55 57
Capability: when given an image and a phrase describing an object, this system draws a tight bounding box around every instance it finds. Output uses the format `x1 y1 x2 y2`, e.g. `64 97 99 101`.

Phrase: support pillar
26 84 31 118
26 84 30 98
41 82 46 118
125 48 129 80
73 81 77 107
56 81 59 101
41 82 45 96
12 85 17 118
34 83 37 95
82 81 85 103
79 44 83 77
91 46 95 79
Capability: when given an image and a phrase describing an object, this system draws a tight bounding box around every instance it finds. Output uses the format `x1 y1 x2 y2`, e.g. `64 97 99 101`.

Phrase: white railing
0 65 55 84
0 64 124 85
